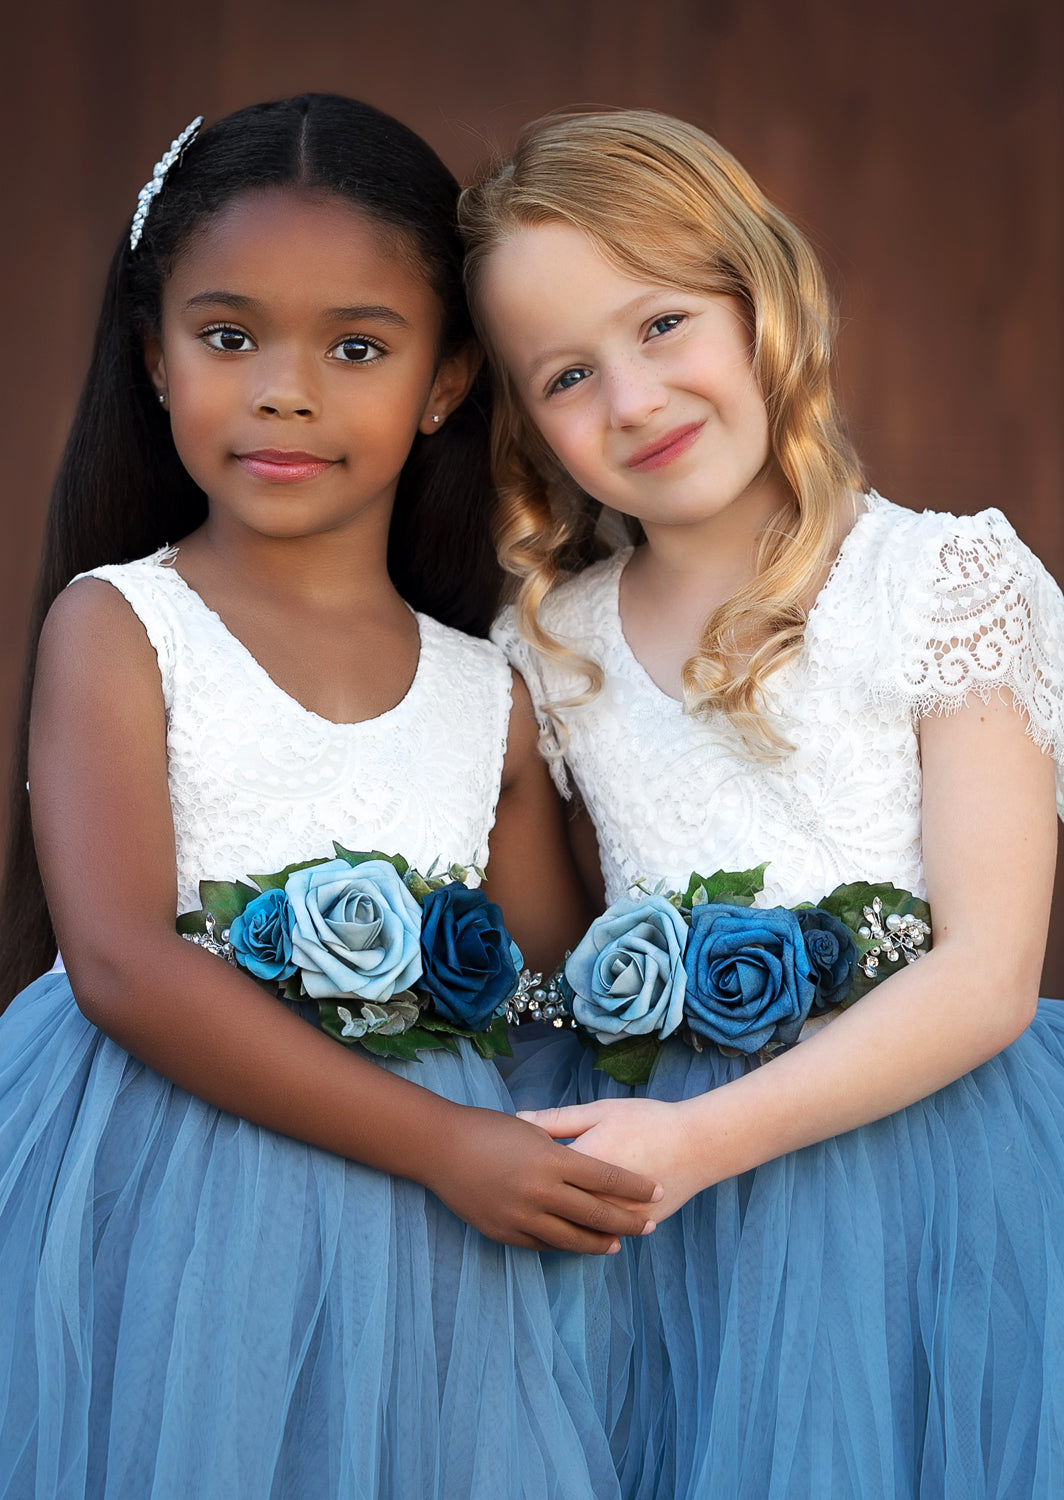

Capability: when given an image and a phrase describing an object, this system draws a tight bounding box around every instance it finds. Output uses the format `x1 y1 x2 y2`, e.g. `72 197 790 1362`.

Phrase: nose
253 347 319 419
603 358 666 429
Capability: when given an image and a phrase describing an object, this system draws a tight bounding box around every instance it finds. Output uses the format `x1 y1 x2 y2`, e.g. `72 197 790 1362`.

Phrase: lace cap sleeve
490 606 571 798
863 504 1064 789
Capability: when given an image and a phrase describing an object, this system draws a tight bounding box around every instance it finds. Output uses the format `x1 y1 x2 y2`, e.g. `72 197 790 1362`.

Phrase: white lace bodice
80 552 513 915
493 494 1064 908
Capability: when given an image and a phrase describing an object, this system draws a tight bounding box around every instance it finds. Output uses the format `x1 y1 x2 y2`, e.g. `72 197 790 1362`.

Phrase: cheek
534 406 598 474
703 352 770 454
169 382 225 442
740 389 772 462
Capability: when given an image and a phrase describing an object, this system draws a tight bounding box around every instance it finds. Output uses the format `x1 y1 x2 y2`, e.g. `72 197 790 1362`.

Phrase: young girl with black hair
461 109 1064 1498
0 95 660 1499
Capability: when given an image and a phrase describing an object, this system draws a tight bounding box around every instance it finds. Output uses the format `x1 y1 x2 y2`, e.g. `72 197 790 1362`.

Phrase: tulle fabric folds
507 1001 1064 1499
0 976 619 1500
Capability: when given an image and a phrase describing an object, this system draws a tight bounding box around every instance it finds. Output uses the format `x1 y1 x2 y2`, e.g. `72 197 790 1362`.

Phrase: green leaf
471 1016 513 1059
333 845 410 878
358 1030 423 1060
183 879 260 933
592 1033 661 1086
404 871 434 902
248 859 327 892
818 882 931 953
684 864 768 909
362 1026 458 1060
816 882 932 1000
416 1013 472 1036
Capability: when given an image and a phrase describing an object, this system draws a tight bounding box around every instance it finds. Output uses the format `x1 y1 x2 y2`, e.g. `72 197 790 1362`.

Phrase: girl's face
146 187 467 542
478 221 785 532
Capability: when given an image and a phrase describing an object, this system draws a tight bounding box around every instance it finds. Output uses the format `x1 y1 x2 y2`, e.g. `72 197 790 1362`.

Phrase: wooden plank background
2 0 1061 984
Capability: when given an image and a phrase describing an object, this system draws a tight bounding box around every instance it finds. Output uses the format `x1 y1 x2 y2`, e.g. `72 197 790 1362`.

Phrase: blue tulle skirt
506 1000 1064 1499
0 975 620 1500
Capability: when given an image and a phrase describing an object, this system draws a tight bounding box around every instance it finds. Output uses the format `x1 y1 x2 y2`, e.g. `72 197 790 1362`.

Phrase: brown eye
202 326 253 353
331 337 383 364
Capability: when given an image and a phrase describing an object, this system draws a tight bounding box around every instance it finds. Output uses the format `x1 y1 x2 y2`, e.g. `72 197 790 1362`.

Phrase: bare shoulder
35 578 165 728
500 667 541 787
38 576 160 675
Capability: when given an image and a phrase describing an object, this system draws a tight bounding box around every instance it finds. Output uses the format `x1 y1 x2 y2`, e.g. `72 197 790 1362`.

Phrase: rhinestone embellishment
504 967 576 1028
129 115 204 250
857 896 931 978
180 909 238 963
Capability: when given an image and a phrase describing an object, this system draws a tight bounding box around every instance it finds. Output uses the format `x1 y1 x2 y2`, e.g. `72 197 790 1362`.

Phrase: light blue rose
565 895 688 1046
286 858 422 1001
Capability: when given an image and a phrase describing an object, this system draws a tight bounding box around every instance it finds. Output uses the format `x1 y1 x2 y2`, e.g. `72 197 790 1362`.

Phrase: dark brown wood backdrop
2 0 1062 984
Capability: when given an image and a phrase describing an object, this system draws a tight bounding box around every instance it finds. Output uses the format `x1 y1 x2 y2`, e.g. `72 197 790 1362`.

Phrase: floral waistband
178 845 539 1063
554 865 932 1085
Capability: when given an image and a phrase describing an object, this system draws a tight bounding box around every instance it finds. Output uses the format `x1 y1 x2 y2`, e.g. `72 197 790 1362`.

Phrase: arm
479 670 596 971
567 795 607 913
30 581 659 1250
526 691 1057 1218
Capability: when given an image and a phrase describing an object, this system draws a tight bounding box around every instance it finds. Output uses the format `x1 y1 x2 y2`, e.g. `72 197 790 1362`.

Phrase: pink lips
626 422 704 472
237 449 338 483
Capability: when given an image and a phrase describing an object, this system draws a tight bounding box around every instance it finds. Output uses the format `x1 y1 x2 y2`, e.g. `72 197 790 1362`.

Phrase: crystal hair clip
129 115 204 251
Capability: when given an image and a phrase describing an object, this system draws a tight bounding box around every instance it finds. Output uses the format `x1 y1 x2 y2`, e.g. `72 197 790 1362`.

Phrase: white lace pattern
493 494 1064 908
79 552 513 916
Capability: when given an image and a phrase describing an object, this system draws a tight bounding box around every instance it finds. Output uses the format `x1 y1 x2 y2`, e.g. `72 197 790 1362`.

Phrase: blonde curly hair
459 108 865 757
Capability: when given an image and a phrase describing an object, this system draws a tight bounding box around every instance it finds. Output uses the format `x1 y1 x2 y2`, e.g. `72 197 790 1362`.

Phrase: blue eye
202 325 253 352
331 337 383 364
648 314 684 338
549 366 592 395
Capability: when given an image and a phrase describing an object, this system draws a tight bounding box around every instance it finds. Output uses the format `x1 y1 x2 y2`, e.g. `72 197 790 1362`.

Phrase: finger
552 1183 659 1239
588 1193 662 1220
528 1216 624 1256
504 1232 558 1253
561 1150 663 1206
517 1104 601 1138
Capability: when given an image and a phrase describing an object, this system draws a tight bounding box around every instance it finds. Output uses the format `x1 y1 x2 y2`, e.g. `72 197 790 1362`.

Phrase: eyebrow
182 291 410 327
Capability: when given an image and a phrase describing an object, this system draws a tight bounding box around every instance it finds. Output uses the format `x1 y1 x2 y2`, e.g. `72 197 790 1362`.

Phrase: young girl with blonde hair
461 109 1064 1498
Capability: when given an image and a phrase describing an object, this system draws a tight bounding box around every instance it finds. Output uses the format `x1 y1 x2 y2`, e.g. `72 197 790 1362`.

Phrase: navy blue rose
419 885 521 1030
683 902 816 1053
796 908 859 1012
229 887 297 983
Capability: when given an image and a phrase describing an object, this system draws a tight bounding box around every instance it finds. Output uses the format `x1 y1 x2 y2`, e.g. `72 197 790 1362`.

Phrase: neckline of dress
602 491 885 707
151 549 432 731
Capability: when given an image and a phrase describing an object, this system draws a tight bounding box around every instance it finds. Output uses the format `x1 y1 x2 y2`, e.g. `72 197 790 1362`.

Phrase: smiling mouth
237 450 339 483
626 423 704 471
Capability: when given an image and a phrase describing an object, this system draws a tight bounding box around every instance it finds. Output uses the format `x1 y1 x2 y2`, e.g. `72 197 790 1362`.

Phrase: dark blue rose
419 885 521 1030
683 902 816 1053
229 887 297 983
797 908 859 1012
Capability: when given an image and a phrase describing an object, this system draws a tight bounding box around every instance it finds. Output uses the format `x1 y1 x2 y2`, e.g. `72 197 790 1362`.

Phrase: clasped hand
422 1105 664 1253
518 1096 706 1223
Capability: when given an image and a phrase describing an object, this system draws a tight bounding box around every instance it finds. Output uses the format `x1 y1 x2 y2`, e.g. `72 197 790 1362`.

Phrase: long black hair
1 94 503 1004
